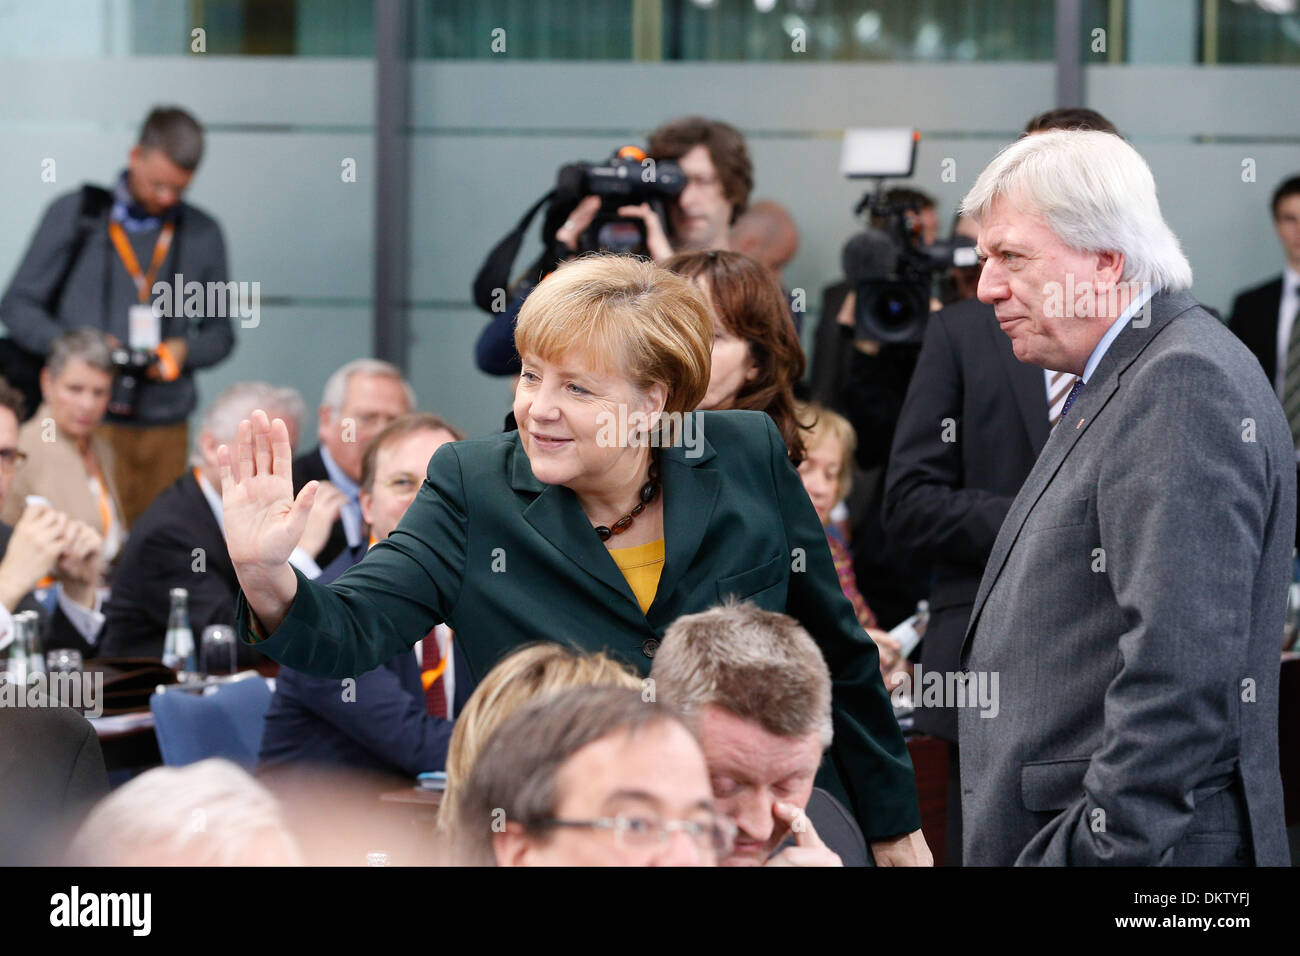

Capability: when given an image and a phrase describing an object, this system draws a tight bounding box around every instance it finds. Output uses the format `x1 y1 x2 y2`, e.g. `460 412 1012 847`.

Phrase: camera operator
474 116 753 376
0 106 234 527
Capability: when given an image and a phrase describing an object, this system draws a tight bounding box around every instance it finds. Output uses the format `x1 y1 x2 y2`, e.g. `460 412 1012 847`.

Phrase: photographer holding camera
0 106 234 526
473 116 753 376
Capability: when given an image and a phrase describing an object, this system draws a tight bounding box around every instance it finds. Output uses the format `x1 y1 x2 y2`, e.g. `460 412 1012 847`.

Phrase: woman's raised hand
217 409 315 628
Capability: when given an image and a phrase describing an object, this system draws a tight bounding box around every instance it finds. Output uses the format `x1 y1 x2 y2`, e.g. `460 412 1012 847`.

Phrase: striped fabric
1282 303 1300 447
1047 369 1074 428
826 524 877 631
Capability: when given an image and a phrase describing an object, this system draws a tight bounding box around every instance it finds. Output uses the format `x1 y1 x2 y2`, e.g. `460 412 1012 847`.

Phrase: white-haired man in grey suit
959 130 1294 866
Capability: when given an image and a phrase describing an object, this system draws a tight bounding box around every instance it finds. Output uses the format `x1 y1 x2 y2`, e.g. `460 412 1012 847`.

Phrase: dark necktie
1058 377 1085 423
421 627 448 719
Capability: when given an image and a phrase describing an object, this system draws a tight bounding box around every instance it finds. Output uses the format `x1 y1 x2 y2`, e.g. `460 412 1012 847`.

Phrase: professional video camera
840 129 978 344
554 146 685 254
472 146 684 315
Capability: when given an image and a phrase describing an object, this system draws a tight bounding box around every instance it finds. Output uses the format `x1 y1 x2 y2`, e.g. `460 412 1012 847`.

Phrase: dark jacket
259 546 469 779
238 410 922 841
102 471 264 668
960 292 1292 865
0 186 234 425
293 446 351 570
0 702 109 864
0 523 102 659
883 297 1050 741
1227 275 1285 384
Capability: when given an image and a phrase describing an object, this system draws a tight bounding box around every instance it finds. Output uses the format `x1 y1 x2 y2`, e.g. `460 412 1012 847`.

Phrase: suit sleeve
0 194 83 354
474 293 524 376
236 441 469 678
884 311 1014 568
62 720 110 817
288 665 454 775
1017 350 1280 865
768 414 922 841
180 218 234 370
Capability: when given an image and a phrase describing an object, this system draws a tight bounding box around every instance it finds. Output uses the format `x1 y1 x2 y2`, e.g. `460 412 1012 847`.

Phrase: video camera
840 129 978 344
472 147 684 315
552 146 685 255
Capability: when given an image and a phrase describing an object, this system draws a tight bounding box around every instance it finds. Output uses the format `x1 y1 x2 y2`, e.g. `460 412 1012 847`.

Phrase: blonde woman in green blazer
223 255 929 865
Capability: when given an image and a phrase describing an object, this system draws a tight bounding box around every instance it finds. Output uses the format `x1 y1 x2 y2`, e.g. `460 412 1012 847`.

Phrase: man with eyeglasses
457 685 731 866
0 377 106 660
291 359 415 569
259 413 471 785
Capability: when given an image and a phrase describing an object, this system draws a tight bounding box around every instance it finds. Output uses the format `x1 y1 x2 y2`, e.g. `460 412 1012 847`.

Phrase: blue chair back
149 676 272 770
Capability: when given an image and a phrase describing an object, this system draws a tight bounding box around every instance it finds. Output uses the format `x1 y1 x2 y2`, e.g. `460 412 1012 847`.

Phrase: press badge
129 303 161 351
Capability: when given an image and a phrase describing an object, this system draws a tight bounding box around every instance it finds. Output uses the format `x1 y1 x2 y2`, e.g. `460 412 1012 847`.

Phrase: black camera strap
471 189 555 314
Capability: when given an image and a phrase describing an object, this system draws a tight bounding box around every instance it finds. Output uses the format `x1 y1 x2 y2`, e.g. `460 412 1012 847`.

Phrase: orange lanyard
87 455 114 539
108 220 174 304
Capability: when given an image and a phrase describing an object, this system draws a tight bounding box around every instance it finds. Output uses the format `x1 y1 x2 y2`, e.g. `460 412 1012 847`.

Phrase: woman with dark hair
664 250 808 462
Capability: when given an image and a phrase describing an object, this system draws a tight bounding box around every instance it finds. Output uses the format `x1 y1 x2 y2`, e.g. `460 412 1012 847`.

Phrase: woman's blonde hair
513 254 714 416
796 401 857 500
437 643 641 836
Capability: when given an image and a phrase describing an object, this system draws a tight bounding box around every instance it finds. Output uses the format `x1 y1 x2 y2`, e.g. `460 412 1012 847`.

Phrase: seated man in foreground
457 686 730 866
652 599 870 866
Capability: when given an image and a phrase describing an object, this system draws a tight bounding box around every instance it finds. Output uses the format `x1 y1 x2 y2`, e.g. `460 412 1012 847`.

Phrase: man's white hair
320 358 416 414
960 129 1192 293
68 759 302 866
190 381 305 467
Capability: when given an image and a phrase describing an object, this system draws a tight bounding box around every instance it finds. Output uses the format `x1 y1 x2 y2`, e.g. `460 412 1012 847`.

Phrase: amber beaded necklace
593 451 661 541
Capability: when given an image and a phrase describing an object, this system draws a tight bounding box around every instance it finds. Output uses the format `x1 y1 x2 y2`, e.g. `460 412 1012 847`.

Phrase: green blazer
238 409 921 840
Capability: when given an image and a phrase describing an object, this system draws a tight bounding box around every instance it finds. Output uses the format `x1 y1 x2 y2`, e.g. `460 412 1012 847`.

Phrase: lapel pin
1076 418 1085 429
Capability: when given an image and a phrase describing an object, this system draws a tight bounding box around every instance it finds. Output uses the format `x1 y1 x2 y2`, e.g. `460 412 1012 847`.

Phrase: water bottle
5 610 41 685
163 587 196 675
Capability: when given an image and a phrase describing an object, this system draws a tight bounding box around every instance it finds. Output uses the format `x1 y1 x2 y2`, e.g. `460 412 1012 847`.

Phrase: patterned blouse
826 523 878 631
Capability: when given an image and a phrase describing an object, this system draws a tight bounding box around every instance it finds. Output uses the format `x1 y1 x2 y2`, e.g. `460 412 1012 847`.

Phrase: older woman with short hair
221 254 928 864
3 329 125 559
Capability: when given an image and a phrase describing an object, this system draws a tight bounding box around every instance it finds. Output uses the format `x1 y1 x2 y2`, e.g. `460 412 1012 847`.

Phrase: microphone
841 228 898 285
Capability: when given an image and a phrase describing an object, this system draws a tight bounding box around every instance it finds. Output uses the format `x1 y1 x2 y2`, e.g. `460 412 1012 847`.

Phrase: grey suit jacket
959 291 1294 866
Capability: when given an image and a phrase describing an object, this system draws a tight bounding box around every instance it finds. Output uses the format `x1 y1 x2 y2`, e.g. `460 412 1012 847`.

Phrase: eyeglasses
539 813 738 856
379 474 421 495
0 448 28 471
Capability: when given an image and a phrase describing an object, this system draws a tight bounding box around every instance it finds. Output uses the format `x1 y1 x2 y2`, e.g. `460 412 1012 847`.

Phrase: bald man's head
730 200 799 277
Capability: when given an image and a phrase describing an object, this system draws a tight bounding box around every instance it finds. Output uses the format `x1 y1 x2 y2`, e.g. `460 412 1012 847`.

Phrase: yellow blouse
607 538 666 615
